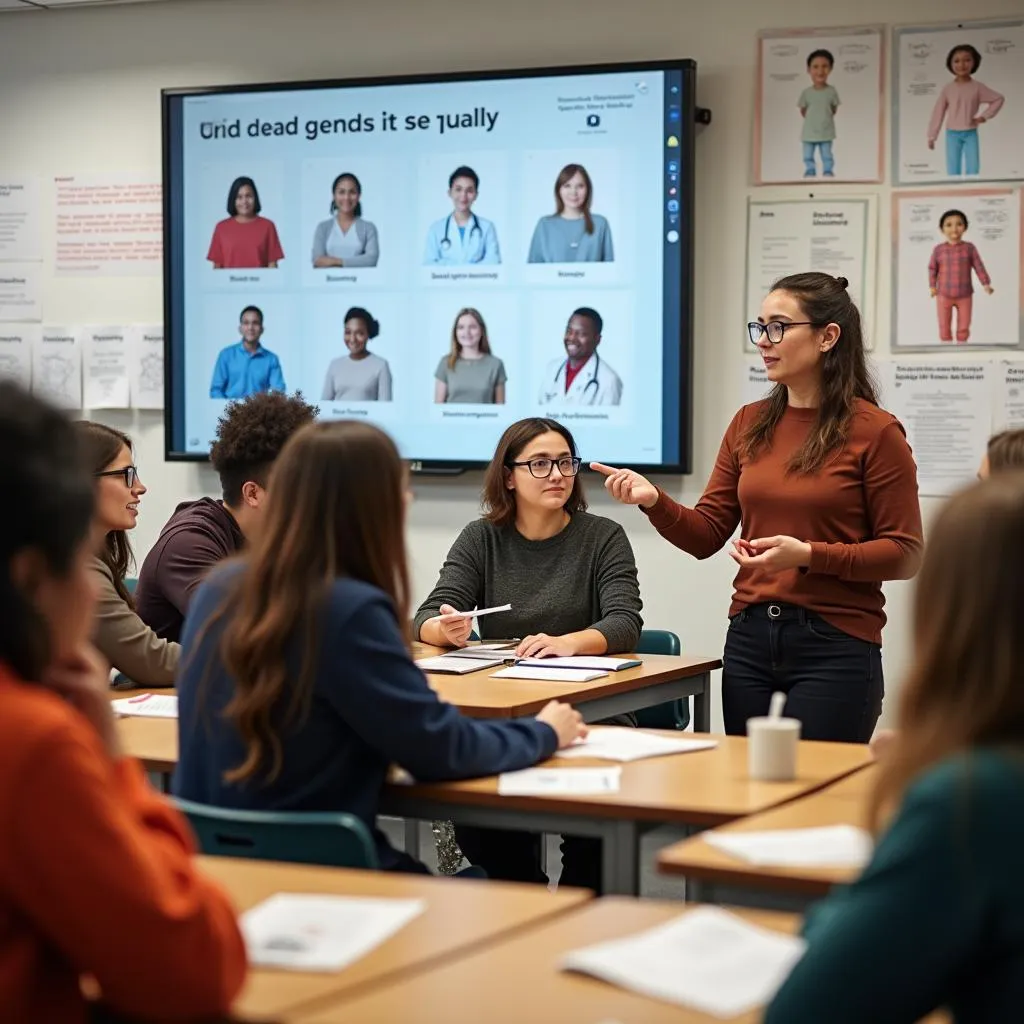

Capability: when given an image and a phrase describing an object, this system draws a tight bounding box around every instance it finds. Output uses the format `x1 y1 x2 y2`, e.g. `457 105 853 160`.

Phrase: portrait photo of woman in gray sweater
310 172 380 269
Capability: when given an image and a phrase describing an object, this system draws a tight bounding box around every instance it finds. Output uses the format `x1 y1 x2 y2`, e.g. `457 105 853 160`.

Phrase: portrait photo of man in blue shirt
209 305 286 399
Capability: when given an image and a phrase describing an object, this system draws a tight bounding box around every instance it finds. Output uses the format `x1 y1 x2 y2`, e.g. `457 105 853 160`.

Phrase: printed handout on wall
32 327 82 410
995 360 1024 430
0 178 42 262
0 264 42 322
892 189 1022 350
894 19 1024 185
756 26 883 184
745 197 876 349
127 325 165 410
83 327 130 409
0 326 35 390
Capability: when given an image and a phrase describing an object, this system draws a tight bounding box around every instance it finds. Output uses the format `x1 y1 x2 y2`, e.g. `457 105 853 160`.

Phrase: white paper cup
747 716 801 781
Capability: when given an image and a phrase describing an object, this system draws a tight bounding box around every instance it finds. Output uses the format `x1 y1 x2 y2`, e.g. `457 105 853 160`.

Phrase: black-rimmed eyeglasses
747 321 826 345
509 456 582 479
95 465 138 488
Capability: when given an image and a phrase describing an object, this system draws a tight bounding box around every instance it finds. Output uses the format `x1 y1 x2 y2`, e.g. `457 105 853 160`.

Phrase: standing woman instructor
594 273 923 742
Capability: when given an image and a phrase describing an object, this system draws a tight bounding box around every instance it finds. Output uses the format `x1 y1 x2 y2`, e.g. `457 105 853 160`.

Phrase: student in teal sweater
766 472 1024 1023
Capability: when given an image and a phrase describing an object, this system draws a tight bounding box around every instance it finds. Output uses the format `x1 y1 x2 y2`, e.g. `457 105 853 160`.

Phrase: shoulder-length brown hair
554 163 595 235
447 307 492 370
73 420 135 606
739 272 878 474
988 429 1024 474
214 420 411 784
482 418 587 529
869 473 1024 833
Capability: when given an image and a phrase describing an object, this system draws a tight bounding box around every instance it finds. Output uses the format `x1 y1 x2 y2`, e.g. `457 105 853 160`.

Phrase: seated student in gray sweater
414 417 643 891
174 420 585 874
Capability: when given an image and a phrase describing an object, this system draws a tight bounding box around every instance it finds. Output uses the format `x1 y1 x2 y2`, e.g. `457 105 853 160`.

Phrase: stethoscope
439 213 482 252
552 352 600 398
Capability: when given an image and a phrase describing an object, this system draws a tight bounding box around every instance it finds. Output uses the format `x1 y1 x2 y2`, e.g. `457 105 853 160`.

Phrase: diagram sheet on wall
996 360 1024 430
745 196 877 349
881 361 993 496
893 19 1024 185
0 326 35 390
127 325 164 409
83 326 130 409
892 188 1022 350
32 327 82 410
756 25 883 184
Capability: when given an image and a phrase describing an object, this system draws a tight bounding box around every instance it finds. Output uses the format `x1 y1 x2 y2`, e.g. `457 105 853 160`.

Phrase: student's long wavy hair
738 273 878 474
987 429 1024 473
73 420 136 606
554 163 595 235
214 420 411 784
447 308 492 370
868 474 1024 833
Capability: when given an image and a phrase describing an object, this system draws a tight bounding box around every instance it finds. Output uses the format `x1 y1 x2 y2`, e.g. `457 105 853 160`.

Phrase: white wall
3 0 1014 730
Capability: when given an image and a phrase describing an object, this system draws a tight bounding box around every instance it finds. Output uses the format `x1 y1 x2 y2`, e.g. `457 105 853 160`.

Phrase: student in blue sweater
173 420 586 873
766 472 1024 1023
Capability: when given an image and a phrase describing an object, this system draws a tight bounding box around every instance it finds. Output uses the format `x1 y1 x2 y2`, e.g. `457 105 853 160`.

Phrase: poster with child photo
756 26 884 184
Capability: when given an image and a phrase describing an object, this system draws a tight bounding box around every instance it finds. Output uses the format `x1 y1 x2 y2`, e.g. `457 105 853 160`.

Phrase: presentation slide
164 61 693 469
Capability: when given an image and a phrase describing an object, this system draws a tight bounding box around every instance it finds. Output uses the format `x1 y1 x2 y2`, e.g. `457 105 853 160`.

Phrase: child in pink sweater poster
926 44 1004 177
928 209 993 343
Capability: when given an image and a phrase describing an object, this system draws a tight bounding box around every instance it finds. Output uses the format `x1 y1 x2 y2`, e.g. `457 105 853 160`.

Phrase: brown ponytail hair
739 273 878 474
987 429 1024 474
868 473 1024 833
72 420 135 606
214 420 411 784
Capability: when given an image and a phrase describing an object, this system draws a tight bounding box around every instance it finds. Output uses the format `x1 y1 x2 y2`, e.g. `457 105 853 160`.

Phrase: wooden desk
288 898 799 1024
118 715 178 774
657 764 880 898
197 856 591 1020
382 732 872 894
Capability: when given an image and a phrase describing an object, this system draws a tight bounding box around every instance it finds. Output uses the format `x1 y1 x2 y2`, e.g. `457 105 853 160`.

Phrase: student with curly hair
135 391 317 642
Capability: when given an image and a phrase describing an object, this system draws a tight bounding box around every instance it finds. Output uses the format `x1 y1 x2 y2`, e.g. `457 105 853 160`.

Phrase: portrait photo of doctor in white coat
539 307 622 407
424 166 501 266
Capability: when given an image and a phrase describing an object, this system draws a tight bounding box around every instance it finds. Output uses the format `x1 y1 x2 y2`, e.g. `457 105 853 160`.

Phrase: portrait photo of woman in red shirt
207 176 285 270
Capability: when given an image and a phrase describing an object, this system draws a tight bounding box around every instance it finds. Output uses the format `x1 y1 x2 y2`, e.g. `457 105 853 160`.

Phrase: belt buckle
767 604 782 620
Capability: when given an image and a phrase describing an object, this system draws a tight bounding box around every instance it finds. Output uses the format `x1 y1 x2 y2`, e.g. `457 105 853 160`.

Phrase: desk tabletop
657 763 880 895
386 732 873 827
117 715 178 773
196 856 591 1020
288 898 799 1024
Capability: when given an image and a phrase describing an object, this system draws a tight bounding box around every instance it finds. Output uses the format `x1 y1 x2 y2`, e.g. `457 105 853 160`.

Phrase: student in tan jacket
74 421 179 687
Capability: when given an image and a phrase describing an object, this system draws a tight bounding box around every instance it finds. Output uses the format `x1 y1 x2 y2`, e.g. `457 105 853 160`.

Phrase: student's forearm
560 628 608 655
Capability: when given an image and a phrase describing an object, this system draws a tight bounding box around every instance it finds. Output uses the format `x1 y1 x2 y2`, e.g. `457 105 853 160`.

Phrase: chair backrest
172 798 379 869
124 577 138 595
635 629 681 657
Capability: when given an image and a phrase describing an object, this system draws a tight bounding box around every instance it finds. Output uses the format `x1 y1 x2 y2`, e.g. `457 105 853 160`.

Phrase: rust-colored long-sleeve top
642 399 923 643
0 664 246 1022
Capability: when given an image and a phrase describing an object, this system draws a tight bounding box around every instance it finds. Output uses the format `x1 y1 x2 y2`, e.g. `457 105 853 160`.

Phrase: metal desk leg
692 670 712 732
601 821 640 896
404 819 420 859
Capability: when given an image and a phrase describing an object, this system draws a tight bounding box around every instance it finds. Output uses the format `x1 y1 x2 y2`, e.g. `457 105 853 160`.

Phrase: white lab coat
538 354 623 406
424 214 500 265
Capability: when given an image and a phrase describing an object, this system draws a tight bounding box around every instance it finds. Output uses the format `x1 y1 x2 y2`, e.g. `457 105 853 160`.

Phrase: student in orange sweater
595 273 924 743
0 382 246 1023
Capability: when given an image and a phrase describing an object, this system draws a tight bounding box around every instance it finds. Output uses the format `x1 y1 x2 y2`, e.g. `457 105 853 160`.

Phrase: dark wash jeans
723 602 883 744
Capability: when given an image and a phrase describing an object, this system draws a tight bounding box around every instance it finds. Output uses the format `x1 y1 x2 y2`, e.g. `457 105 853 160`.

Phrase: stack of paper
241 893 425 971
558 728 718 762
493 666 607 682
704 825 873 868
515 655 641 671
110 693 178 718
561 906 806 1017
497 767 622 796
415 655 505 675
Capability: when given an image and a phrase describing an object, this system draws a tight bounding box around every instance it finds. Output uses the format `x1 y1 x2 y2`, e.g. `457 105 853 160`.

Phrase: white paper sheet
744 361 772 407
415 655 504 674
0 263 42 322
995 360 1024 429
83 326 130 408
32 326 82 409
704 825 873 868
126 324 165 409
0 177 42 261
497 767 621 796
241 893 425 972
0 325 35 389
492 666 607 682
515 656 640 671
745 197 877 348
559 728 718 763
561 906 806 1018
110 694 179 718
881 361 993 495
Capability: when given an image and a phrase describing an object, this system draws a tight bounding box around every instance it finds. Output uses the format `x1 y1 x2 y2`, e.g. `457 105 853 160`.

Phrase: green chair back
172 798 379 869
633 628 690 730
124 577 138 595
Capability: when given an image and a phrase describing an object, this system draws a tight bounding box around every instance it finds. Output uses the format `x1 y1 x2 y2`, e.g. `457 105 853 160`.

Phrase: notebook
492 666 607 682
415 655 505 675
514 656 642 671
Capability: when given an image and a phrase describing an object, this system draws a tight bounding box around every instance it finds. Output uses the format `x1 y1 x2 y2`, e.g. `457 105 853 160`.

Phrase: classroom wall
2 0 1014 730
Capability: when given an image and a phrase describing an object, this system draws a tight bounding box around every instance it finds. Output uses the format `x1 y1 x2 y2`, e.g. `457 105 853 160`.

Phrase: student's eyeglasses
747 321 826 345
509 456 582 479
95 465 138 488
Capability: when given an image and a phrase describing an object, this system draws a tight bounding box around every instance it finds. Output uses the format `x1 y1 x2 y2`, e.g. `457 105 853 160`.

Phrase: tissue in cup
747 716 801 781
